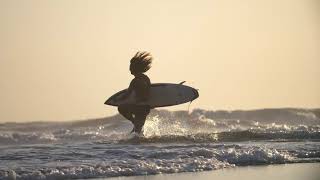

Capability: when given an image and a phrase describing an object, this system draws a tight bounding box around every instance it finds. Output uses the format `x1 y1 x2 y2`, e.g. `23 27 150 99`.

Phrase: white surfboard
105 83 199 108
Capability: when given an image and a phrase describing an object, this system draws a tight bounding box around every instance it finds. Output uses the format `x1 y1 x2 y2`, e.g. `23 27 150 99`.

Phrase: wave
121 130 320 144
1 108 319 180
1 126 319 145
0 108 319 145
1 143 319 180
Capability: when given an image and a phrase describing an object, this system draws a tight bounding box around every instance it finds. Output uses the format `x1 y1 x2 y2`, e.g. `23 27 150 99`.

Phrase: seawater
0 108 319 179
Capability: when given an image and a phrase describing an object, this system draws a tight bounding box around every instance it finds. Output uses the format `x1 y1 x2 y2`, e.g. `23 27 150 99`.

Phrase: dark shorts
118 104 150 123
118 104 150 115
118 104 150 132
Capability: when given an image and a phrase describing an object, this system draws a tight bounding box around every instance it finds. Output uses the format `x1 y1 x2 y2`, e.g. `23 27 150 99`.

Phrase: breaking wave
0 108 319 179
0 142 319 180
0 108 319 145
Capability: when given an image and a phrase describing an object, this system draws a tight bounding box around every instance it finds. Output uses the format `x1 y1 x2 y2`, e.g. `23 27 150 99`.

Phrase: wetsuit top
129 73 151 102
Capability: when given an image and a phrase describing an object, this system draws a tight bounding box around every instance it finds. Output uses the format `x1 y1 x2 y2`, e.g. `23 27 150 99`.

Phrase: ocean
0 108 319 179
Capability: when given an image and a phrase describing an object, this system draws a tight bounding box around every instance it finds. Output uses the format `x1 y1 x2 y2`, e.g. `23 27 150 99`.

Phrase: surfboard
105 83 199 108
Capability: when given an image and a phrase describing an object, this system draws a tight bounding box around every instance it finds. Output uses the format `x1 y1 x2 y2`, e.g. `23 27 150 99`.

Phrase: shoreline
88 163 320 180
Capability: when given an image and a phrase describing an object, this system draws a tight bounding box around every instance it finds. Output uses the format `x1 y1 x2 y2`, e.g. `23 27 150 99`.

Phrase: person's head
130 51 153 76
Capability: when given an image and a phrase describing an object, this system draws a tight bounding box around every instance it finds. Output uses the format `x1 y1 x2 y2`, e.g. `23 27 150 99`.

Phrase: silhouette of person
117 51 152 134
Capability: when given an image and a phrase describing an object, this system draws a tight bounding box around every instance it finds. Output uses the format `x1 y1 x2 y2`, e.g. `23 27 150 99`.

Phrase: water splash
143 115 189 137
0 108 319 145
1 108 319 179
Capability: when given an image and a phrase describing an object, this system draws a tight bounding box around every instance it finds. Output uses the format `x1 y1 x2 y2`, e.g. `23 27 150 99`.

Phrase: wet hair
130 51 153 74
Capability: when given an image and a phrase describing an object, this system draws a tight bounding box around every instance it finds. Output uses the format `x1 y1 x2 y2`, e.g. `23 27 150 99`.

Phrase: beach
104 163 320 180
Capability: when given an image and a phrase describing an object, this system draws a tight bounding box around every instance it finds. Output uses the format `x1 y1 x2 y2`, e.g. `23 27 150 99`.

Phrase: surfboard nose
192 88 199 100
104 97 113 105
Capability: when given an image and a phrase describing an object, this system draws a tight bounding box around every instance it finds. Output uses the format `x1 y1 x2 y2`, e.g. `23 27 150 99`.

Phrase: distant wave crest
0 108 319 145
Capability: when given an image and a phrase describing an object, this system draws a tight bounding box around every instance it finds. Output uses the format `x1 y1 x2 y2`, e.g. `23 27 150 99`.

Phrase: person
117 51 152 134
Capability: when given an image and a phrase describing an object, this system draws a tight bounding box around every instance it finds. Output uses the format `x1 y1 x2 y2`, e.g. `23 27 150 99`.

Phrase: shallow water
0 108 319 179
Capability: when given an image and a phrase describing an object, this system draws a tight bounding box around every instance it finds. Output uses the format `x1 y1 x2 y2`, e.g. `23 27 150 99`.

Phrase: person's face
130 64 135 75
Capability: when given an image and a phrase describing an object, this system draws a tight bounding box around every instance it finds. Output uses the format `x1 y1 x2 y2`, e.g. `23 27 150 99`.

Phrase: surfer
117 51 153 134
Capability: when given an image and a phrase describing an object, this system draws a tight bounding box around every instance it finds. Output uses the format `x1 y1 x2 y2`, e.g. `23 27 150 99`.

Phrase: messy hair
130 51 153 74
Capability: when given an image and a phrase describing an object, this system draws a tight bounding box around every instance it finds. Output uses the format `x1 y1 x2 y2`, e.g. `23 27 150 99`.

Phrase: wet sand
93 163 320 180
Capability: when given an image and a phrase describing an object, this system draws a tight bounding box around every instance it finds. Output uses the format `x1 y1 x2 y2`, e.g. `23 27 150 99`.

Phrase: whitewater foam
2 142 319 180
0 108 319 180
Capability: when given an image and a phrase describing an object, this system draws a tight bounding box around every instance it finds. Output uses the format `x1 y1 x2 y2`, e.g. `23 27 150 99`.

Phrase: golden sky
1 0 319 122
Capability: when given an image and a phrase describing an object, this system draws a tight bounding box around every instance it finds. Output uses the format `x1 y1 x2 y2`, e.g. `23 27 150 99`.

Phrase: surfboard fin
179 81 186 85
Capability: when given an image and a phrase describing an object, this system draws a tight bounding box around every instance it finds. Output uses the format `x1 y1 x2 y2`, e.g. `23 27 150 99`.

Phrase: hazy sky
1 0 319 122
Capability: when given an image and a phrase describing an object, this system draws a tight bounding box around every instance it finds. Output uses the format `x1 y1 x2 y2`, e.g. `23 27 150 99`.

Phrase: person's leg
118 104 135 126
118 105 135 133
133 114 147 133
132 106 150 134
118 104 144 133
